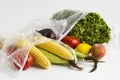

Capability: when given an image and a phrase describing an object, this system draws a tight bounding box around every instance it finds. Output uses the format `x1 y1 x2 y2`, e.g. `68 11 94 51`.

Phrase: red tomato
14 53 33 70
61 36 80 48
23 53 33 70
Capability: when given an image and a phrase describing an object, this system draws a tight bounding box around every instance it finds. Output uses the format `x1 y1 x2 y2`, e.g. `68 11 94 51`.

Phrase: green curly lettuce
68 12 111 45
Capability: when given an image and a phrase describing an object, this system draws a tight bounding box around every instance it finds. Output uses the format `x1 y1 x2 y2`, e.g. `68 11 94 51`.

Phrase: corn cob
37 47 69 64
30 46 51 69
36 47 82 70
36 40 74 60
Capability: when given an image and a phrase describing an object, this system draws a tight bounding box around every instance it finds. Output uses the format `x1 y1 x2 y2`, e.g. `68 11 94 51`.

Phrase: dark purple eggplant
36 28 56 39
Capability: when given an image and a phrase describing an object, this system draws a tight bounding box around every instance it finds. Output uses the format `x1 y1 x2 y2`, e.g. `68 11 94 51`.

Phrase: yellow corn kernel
30 46 51 69
36 40 74 60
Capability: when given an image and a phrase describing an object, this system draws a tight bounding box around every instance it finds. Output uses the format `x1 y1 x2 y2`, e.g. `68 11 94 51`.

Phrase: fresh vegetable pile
0 9 111 76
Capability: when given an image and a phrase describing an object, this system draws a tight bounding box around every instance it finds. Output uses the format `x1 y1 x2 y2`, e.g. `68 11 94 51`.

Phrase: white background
0 0 120 80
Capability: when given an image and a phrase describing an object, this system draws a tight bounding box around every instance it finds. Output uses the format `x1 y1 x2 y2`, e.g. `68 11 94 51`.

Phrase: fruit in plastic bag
14 53 33 70
36 28 56 39
16 37 31 48
22 53 33 70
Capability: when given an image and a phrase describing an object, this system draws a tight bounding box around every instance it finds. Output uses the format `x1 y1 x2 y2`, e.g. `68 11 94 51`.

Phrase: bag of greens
51 9 113 46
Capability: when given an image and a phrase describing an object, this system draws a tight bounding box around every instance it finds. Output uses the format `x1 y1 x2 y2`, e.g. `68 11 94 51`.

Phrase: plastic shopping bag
0 32 31 77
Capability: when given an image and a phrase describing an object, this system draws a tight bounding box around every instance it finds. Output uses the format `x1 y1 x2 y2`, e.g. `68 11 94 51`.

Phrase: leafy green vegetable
68 12 111 45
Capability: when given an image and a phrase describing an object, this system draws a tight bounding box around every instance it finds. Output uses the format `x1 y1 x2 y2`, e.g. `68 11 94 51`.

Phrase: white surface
0 0 120 80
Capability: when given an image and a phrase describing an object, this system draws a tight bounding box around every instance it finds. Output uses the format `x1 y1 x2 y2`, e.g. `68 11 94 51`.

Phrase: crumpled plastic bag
0 32 31 77
19 19 67 40
19 9 83 42
51 9 83 41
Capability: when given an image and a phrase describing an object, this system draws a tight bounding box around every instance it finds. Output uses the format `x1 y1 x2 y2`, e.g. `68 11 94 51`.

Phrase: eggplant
36 28 56 39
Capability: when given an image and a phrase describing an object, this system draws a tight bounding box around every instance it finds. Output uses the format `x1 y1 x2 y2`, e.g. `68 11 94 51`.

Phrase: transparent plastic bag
0 31 52 77
0 32 31 77
51 9 84 41
18 9 83 42
19 19 67 40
